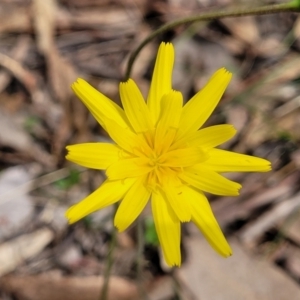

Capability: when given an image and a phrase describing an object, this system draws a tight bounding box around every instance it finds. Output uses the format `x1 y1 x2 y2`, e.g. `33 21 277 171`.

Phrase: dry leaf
177 232 300 299
0 166 35 240
0 228 54 276
0 274 139 300
240 192 300 247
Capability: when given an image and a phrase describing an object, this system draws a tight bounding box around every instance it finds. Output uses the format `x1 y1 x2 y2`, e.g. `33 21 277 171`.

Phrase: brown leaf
0 274 139 300
240 192 300 247
0 228 54 276
176 233 300 299
221 17 260 45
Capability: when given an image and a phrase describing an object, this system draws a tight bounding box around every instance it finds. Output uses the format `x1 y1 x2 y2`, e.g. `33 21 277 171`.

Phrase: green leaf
54 169 81 190
290 0 300 8
144 216 159 246
24 116 40 132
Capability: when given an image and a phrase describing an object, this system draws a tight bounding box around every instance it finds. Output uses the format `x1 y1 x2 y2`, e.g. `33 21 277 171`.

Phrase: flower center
141 132 180 191
148 151 164 167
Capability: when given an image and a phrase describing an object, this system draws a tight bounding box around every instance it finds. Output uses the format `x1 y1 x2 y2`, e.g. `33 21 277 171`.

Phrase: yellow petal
114 177 150 231
187 187 232 257
151 191 181 267
179 68 232 136
157 90 183 132
72 79 128 129
65 178 136 224
180 166 241 196
66 143 120 170
147 43 175 124
160 147 207 167
203 149 272 172
184 124 236 149
103 117 150 155
162 181 191 222
119 79 153 133
106 157 152 180
155 90 183 153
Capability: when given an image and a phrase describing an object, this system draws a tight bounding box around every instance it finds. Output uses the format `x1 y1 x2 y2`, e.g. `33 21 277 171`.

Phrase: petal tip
181 218 191 223
229 124 237 132
159 41 173 48
71 82 78 91
266 161 272 171
217 244 233 258
224 249 233 258
71 78 87 92
220 67 232 75
120 79 131 86
72 78 85 87
166 259 181 267
114 223 122 232
65 209 76 225
114 217 127 233
64 146 72 161
158 42 175 60
215 67 232 82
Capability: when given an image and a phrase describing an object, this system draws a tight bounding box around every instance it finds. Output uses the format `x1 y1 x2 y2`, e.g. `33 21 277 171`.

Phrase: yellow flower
66 42 271 266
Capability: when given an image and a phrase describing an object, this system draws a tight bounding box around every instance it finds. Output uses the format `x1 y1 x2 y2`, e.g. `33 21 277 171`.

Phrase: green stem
99 209 118 300
136 217 149 300
125 2 299 80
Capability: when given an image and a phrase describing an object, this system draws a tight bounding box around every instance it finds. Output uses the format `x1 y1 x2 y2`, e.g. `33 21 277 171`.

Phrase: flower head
66 42 271 266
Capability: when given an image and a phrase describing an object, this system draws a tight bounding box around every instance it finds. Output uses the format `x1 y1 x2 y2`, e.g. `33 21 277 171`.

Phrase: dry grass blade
240 193 300 247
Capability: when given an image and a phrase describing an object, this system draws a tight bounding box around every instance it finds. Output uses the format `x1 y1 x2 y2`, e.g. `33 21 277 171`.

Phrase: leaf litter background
1 0 300 299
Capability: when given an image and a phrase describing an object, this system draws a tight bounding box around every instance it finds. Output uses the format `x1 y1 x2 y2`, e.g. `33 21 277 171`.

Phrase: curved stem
125 2 299 80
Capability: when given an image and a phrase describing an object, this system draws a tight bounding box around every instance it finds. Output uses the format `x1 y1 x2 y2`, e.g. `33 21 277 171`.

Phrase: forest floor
1 0 300 299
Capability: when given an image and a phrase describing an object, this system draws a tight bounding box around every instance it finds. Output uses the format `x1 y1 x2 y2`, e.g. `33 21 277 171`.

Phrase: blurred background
0 0 300 299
